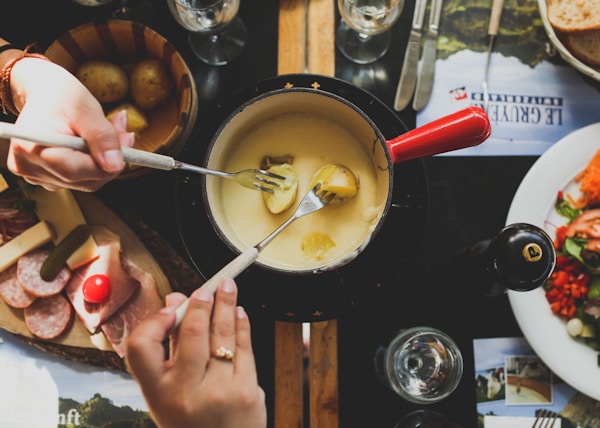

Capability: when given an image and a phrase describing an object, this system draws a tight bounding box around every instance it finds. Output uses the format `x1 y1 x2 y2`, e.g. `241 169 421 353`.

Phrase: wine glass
374 326 463 404
336 0 404 64
166 0 247 66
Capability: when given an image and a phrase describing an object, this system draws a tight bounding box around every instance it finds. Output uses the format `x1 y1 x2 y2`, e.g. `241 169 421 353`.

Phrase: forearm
0 38 50 116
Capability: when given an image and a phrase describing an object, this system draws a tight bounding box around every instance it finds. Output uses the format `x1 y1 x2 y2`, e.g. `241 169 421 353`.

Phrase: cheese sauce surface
215 112 384 271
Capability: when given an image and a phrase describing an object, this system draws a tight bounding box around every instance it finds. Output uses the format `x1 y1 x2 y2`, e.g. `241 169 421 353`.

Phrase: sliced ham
17 249 71 297
0 263 36 308
24 294 73 340
101 258 164 357
65 227 140 333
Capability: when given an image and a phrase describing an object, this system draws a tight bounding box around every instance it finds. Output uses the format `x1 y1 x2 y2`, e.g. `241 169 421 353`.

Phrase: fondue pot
175 74 490 321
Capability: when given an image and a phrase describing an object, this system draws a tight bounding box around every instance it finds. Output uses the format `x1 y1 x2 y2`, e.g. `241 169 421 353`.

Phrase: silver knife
412 0 443 111
393 0 428 111
482 0 504 111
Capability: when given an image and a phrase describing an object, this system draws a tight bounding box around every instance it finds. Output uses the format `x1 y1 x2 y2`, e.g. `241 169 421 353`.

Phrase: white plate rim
507 122 600 401
538 0 600 82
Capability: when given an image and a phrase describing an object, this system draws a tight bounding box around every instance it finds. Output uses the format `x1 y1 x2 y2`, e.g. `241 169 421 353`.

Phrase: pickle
40 224 92 281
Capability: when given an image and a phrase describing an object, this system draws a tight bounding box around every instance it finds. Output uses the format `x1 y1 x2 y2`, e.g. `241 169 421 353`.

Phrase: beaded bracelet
0 44 50 116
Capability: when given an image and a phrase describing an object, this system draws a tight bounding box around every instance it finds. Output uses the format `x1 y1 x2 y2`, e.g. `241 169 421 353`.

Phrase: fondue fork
0 122 285 193
172 183 336 329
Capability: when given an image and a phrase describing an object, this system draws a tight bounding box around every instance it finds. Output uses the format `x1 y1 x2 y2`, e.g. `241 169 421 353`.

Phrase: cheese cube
0 221 54 273
32 188 99 269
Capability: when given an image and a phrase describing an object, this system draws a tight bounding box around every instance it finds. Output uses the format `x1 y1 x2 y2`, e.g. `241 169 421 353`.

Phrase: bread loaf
562 30 600 68
548 0 600 32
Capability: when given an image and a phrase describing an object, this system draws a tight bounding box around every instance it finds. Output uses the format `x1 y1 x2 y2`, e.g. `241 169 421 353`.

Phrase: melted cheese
32 188 99 269
216 112 383 271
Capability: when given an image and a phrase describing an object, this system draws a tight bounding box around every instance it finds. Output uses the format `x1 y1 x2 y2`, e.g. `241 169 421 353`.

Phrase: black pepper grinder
453 223 556 297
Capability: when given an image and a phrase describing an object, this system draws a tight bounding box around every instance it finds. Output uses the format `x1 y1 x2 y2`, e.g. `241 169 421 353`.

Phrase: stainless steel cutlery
393 0 443 112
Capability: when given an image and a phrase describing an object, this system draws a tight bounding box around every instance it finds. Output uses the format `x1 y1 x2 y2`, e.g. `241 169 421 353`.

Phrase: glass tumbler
375 326 463 404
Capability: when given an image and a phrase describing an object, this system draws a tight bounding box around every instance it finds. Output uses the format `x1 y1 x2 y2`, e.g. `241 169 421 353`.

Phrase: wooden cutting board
0 191 172 368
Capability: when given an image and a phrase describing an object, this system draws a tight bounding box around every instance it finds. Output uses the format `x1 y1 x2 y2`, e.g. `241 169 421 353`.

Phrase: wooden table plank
305 2 339 427
307 0 335 76
309 320 339 428
275 1 339 426
278 0 307 74
275 2 308 428
274 321 305 428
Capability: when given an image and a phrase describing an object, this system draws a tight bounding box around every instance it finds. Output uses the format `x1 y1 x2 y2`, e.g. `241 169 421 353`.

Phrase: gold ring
213 346 234 362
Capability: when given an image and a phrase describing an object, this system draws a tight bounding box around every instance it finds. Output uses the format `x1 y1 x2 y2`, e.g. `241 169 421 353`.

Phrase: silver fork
0 122 286 193
173 183 336 328
532 409 558 428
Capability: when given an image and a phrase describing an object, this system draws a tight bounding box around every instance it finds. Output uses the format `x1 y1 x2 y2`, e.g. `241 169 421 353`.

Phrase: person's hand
125 279 267 428
5 57 135 192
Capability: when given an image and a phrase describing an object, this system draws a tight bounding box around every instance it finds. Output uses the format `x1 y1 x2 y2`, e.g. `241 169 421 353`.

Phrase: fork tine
255 175 283 188
316 186 336 204
321 192 336 204
260 170 286 180
255 170 286 191
532 409 558 428
252 183 275 194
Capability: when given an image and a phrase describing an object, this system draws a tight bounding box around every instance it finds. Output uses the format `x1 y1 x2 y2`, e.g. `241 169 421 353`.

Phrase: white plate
538 0 600 82
507 122 600 401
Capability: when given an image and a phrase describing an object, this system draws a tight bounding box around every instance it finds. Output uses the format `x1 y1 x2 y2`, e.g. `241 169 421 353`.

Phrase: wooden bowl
45 19 198 178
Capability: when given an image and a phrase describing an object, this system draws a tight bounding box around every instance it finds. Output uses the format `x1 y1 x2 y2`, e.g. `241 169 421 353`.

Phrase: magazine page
473 337 600 428
415 0 600 156
0 330 153 428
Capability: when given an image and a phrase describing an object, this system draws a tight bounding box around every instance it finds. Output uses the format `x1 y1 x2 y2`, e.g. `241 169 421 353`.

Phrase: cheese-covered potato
262 163 298 214
309 163 358 203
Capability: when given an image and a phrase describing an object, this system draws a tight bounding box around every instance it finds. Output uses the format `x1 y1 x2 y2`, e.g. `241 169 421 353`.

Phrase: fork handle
172 247 259 329
0 122 176 171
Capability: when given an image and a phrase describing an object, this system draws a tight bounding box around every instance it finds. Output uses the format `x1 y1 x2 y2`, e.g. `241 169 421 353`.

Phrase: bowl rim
538 0 600 81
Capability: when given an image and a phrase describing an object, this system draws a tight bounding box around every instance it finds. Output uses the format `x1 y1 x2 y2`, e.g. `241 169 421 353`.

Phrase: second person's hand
125 279 267 428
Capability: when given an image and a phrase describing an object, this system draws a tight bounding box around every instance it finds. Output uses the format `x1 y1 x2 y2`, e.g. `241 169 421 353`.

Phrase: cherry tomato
83 274 111 303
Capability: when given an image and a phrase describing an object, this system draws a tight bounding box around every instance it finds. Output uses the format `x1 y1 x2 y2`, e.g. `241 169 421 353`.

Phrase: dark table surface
0 1 548 427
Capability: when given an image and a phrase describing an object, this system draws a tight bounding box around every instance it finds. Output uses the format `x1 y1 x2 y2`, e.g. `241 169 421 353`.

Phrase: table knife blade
412 0 443 111
393 0 428 111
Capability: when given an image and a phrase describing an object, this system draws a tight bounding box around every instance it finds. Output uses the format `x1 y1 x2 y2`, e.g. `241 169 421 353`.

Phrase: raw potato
130 58 173 110
309 163 358 203
75 60 129 103
106 103 149 133
262 163 298 214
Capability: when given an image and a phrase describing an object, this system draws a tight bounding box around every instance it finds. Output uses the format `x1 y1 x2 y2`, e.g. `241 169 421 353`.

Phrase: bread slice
562 29 600 68
548 0 600 32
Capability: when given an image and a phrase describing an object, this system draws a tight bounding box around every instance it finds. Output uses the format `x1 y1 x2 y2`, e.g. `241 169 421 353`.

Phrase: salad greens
547 193 600 359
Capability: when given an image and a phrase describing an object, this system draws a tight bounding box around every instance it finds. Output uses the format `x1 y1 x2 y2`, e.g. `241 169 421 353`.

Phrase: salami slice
17 249 71 297
0 263 36 308
24 294 73 339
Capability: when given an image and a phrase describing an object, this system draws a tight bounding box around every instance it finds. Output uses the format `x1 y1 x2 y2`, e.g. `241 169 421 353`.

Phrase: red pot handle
386 106 491 164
